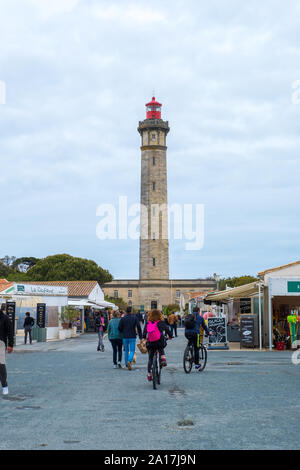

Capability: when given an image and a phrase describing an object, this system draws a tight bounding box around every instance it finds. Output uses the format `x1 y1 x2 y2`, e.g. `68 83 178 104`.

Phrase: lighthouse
138 97 170 281
103 98 217 312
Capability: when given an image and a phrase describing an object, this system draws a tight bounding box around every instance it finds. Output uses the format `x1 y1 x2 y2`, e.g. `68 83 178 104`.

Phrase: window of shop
128 290 132 298
114 290 118 298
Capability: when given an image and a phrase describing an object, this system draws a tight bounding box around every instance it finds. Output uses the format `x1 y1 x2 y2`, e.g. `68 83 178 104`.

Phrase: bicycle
152 350 162 390
150 336 171 390
183 337 207 374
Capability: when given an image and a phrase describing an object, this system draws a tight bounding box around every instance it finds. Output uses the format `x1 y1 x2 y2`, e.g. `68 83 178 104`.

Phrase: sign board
287 281 300 293
207 317 227 345
240 315 258 348
36 303 46 328
240 298 251 314
269 278 300 296
6 302 16 336
15 284 68 296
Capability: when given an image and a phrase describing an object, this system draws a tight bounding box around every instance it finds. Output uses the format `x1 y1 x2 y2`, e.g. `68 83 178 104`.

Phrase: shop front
0 281 68 341
265 278 300 351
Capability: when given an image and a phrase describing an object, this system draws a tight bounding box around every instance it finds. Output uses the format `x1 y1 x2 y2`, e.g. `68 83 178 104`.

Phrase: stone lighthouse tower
102 98 217 312
138 97 170 281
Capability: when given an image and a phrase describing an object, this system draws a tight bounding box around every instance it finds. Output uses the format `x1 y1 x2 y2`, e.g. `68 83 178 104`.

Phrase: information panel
207 317 227 344
240 315 257 348
6 302 16 336
36 303 46 328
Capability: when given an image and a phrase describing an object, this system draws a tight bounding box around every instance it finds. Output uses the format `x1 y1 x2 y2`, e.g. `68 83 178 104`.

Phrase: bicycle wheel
198 344 207 372
157 354 162 385
152 354 158 390
183 344 193 374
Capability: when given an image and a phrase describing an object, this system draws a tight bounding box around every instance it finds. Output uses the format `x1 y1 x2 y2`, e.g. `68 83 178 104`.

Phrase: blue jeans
123 338 136 365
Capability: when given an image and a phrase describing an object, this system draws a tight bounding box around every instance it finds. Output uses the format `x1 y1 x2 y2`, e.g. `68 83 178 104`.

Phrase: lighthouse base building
103 97 216 311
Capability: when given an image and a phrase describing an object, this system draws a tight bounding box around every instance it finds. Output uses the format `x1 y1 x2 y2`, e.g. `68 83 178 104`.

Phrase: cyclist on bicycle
185 307 212 370
142 309 172 382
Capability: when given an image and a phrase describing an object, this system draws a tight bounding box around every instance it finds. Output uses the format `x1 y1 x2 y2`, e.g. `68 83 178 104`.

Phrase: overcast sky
1 0 300 280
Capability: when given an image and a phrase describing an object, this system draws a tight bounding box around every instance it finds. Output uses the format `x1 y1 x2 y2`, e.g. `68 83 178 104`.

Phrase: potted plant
59 306 79 332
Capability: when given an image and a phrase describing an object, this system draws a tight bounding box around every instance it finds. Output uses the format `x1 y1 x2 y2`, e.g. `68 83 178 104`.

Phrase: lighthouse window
153 156 156 165
152 134 156 142
152 182 156 191
152 258 156 267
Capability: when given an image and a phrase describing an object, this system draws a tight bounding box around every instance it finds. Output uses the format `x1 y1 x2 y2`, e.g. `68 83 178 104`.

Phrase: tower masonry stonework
138 97 170 281
103 97 216 311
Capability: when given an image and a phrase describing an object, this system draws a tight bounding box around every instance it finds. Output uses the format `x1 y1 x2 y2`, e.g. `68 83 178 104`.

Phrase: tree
26 254 113 284
219 275 258 292
0 256 16 267
104 295 127 311
12 257 40 273
0 262 13 278
164 304 180 316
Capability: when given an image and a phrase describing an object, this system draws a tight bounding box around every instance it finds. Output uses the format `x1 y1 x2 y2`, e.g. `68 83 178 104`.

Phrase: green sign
17 285 25 292
287 281 300 293
140 305 144 312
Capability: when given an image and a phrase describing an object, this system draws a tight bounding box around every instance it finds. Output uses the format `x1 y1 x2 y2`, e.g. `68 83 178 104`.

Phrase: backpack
147 321 161 342
185 313 196 330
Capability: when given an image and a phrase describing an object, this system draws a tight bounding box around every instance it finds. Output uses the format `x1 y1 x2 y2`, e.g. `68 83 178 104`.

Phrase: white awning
205 281 263 302
68 299 117 309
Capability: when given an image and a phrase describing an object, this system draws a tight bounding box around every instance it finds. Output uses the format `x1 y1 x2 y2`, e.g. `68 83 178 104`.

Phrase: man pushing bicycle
184 307 213 370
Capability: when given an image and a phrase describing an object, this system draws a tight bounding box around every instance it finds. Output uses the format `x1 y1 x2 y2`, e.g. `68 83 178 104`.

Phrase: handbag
137 341 147 354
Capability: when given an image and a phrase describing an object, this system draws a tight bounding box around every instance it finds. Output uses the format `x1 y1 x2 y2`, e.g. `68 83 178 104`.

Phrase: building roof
258 261 300 277
0 279 15 293
22 281 99 297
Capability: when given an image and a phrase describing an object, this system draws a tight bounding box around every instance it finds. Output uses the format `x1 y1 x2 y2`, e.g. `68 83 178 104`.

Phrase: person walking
95 311 105 352
118 306 142 370
0 304 13 395
136 310 144 328
23 312 35 345
168 312 178 338
108 311 123 369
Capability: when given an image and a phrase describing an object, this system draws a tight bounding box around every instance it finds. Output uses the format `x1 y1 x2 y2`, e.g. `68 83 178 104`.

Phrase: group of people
0 303 211 395
97 305 212 382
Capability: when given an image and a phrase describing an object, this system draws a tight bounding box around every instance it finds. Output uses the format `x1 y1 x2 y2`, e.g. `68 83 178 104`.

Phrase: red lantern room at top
146 96 162 120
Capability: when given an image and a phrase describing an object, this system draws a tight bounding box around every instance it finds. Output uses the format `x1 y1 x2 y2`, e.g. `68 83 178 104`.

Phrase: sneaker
195 364 201 370
2 387 8 395
97 347 100 351
113 364 117 369
161 356 167 367
147 374 152 382
117 362 122 368
127 361 132 370
101 346 105 352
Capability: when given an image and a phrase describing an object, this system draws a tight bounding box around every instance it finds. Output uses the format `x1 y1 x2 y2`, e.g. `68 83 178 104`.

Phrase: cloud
0 0 300 279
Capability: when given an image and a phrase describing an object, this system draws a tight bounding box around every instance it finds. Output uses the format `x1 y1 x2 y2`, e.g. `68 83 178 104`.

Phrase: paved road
1 329 300 450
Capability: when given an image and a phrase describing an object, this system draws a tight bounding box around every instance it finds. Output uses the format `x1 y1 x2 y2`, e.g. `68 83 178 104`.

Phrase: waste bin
227 324 240 342
37 327 47 342
31 326 38 341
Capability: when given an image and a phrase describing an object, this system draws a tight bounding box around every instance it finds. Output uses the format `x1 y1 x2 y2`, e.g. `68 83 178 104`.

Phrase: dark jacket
0 312 14 348
118 314 142 339
185 313 210 335
23 316 34 328
142 320 172 340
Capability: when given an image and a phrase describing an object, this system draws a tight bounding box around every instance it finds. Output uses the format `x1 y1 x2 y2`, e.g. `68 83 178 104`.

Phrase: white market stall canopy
68 299 117 309
205 281 263 302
